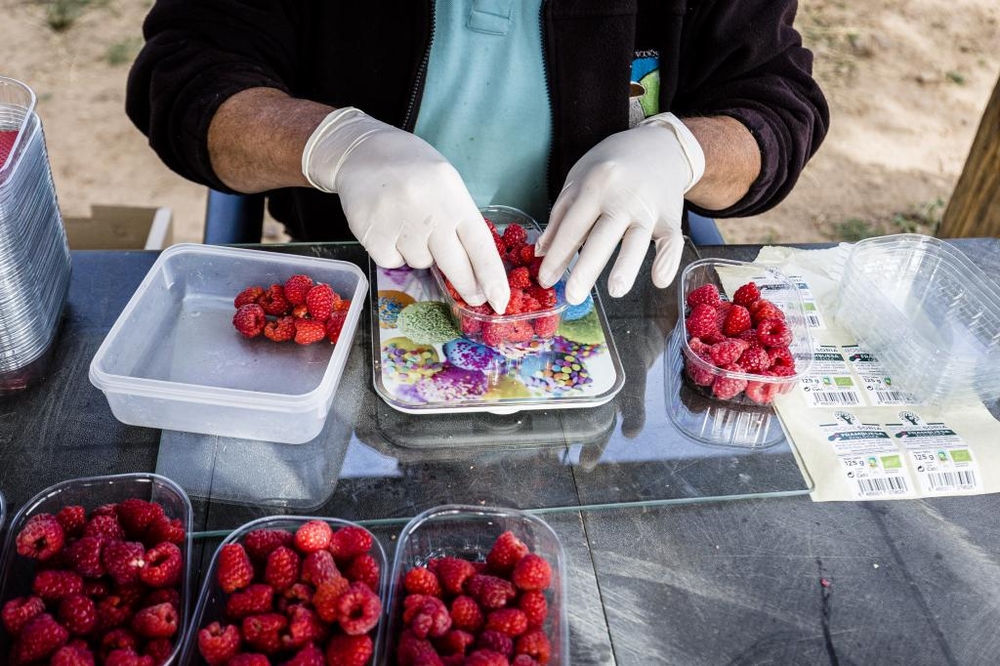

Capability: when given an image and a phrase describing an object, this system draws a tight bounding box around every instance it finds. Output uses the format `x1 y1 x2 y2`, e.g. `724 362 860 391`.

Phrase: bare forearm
682 115 761 211
207 88 334 192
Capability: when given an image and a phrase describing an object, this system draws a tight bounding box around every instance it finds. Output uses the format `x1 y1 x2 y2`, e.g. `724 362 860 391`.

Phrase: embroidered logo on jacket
630 50 660 127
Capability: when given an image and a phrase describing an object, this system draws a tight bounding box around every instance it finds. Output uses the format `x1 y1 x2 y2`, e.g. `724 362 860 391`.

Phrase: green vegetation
830 198 946 242
39 0 108 32
105 36 143 66
830 217 878 242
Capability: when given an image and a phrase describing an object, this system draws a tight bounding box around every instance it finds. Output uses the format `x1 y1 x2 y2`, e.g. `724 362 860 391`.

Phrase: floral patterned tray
370 263 624 415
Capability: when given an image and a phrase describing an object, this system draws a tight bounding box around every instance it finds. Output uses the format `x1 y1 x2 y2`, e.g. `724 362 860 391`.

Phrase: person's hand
302 107 509 314
535 112 705 305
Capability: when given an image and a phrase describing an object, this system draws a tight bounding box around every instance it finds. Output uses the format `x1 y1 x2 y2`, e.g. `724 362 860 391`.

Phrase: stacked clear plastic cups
0 76 72 395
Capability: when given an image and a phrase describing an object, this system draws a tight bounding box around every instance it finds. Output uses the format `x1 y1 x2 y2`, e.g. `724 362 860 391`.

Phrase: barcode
807 315 822 327
812 391 860 405
856 476 908 496
875 390 908 404
928 470 977 491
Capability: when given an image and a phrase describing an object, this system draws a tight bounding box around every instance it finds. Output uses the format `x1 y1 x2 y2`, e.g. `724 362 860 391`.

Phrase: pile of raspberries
443 220 560 347
394 530 555 666
232 274 351 346
196 521 381 666
683 281 799 404
3 498 187 665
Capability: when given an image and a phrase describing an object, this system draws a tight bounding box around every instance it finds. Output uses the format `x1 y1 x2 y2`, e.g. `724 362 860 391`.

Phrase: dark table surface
1 238 998 665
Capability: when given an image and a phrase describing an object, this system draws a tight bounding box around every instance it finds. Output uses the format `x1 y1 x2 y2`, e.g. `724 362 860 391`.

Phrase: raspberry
436 628 475 656
336 582 382 636
326 309 348 343
396 629 441 666
732 281 761 307
282 605 326 650
263 315 296 342
142 587 180 609
506 319 534 343
712 364 748 400
481 321 513 347
56 506 87 538
403 594 452 639
57 595 96 636
491 230 507 257
139 541 182 588
684 351 717 387
81 580 109 601
197 622 241 665
301 549 339 586
105 650 154 666
292 303 309 318
737 346 771 374
328 526 373 563
116 499 165 539
91 504 120 519
485 608 529 637
93 595 130 633
264 545 301 591
228 655 270 666
144 516 185 546
750 299 785 324
405 566 443 597
686 283 722 308
33 570 84 601
513 656 541 666
51 643 95 666
65 536 105 579
293 318 327 345
344 553 381 591
242 612 288 654
768 346 796 370
284 274 314 305
16 514 65 561
224 583 274 620
244 528 293 562
113 583 145 608
285 643 326 666
518 590 548 628
234 285 265 308
515 630 552 664
465 574 517 610
143 638 173 665
130 602 177 639
685 303 719 339
757 319 793 348
306 283 340 321
508 266 532 289
511 554 551 591
501 223 528 248
233 303 267 338
14 613 69 663
294 519 333 553
472 639 512 661
313 577 352 623
258 283 291 316
83 514 125 542
745 379 779 404
102 541 146 586
714 300 734 331
449 595 484 632
722 304 752 336
708 339 750 367
518 244 537 266
326 633 374 666
429 557 476 596
3 596 46 635
486 531 529 574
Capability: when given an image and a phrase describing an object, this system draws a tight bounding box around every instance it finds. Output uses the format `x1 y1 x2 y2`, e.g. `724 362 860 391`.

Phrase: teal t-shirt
413 0 551 223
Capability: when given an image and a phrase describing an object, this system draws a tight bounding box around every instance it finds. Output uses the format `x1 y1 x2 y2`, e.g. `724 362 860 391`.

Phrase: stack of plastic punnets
0 76 72 395
834 233 1000 406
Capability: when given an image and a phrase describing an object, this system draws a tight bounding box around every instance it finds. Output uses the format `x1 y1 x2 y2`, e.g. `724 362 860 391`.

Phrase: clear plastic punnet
382 504 569 665
834 233 1000 405
89 244 368 444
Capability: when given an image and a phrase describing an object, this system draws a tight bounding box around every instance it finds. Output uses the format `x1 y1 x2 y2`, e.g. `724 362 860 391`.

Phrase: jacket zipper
402 0 436 131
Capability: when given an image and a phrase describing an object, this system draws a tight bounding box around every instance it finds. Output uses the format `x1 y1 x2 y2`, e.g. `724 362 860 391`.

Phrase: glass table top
152 241 813 537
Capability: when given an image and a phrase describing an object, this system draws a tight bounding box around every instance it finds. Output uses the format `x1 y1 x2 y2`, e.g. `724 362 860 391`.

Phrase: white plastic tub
90 244 367 443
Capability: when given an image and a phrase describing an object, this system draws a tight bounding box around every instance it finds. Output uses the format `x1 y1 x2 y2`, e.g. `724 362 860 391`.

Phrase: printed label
843 345 920 406
799 345 863 407
821 411 914 499
885 410 981 494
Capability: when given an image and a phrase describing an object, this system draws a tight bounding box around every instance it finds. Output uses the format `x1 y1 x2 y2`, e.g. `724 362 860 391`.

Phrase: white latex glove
302 107 509 313
535 112 705 305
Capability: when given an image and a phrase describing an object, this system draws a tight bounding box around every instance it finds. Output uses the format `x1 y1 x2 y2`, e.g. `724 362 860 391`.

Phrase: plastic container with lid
0 473 194 665
430 205 570 351
382 504 569 665
182 515 387 665
834 233 1000 404
677 258 814 405
89 244 367 444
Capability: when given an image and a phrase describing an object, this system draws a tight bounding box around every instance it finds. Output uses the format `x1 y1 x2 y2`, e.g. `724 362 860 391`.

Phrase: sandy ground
1 0 998 245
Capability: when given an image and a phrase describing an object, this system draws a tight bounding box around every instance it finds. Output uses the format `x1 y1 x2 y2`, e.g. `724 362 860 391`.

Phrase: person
126 1 828 315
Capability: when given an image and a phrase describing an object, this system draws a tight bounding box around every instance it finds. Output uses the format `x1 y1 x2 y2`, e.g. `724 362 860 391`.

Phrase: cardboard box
63 205 173 250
